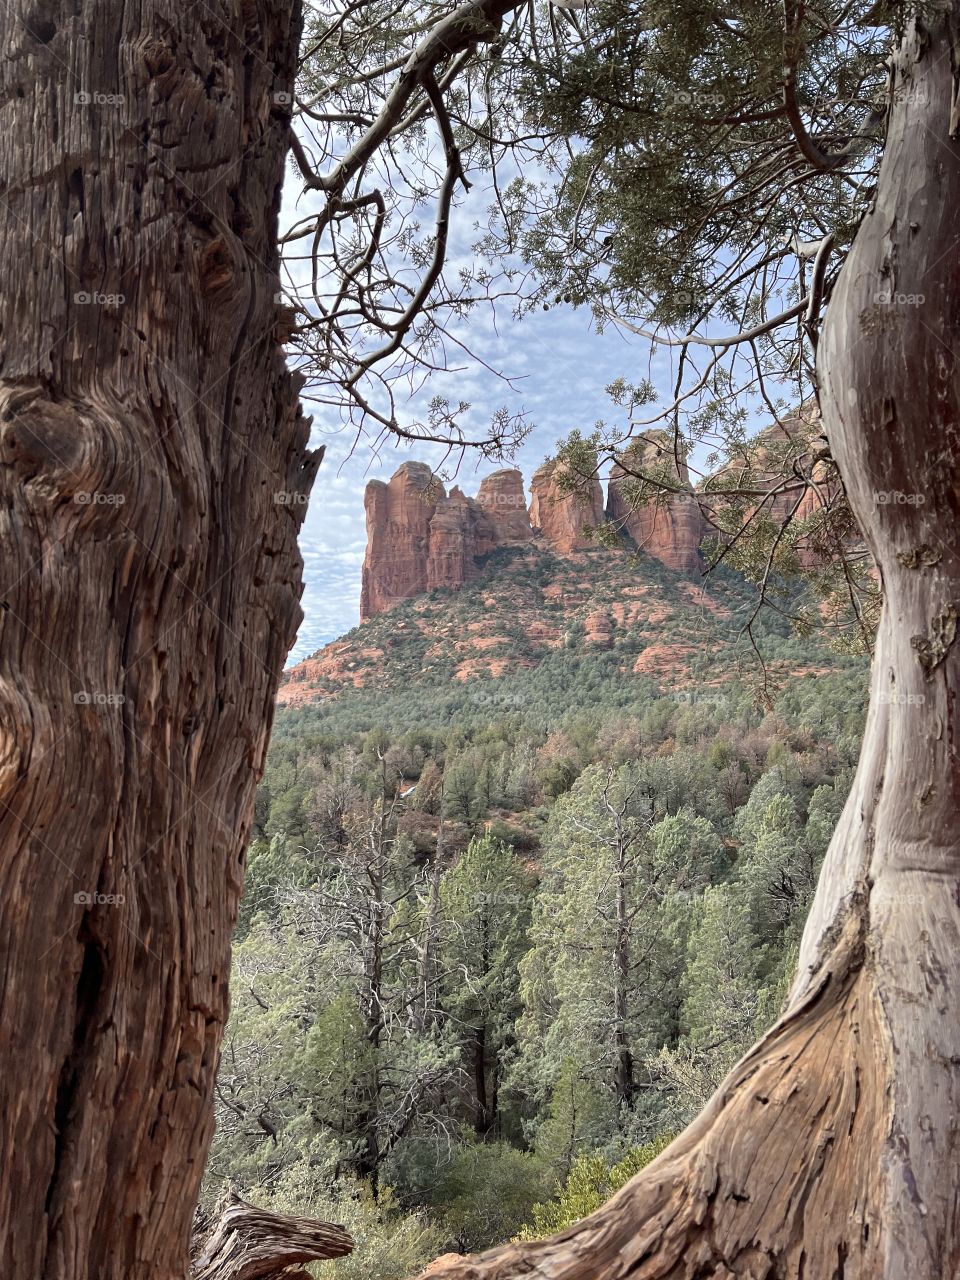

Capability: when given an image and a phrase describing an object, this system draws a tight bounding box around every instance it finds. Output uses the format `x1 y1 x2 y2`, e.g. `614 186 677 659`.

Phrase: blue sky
276 112 786 664
277 30 813 665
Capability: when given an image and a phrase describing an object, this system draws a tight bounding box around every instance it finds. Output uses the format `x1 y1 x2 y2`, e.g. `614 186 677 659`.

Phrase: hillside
211 442 876 1277
278 541 844 718
200 467 876 1279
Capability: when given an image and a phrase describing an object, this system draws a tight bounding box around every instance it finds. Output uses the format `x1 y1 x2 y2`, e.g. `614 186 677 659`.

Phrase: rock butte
360 417 827 619
606 433 705 575
529 459 605 555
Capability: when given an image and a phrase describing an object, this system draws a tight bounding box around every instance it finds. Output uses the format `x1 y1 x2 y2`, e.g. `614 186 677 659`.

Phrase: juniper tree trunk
0 3 314 1278
418 7 960 1278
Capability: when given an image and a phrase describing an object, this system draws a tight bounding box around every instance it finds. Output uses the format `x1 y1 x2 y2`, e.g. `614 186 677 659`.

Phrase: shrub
514 1135 674 1241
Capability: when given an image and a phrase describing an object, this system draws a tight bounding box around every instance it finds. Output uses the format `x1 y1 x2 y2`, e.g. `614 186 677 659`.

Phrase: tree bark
414 7 960 1277
0 3 315 1278
472 1024 491 1136
190 1193 352 1280
613 815 635 1111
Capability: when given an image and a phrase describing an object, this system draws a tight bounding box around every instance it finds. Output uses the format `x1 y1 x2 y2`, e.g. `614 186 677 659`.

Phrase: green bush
433 1142 549 1252
515 1135 674 1241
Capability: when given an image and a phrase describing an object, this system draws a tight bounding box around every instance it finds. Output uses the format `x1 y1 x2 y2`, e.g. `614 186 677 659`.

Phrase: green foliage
431 1142 549 1252
531 1061 616 1183
211 565 869 1270
515 1135 674 1242
260 1166 442 1280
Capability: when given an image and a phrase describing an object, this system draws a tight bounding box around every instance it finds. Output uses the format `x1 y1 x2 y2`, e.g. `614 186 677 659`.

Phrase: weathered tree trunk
472 1024 491 1136
613 820 635 1111
190 1193 352 1280
0 3 315 1278
415 9 960 1278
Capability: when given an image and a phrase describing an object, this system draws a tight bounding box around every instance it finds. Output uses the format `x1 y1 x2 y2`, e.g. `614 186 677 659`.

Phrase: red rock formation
361 466 525 619
699 406 835 565
426 487 496 591
606 434 704 575
529 459 604 553
711 410 818 523
584 608 614 649
359 410 835 620
360 462 443 619
476 469 533 544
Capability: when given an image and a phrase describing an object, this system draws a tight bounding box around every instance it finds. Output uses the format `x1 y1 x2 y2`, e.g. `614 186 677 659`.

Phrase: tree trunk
0 3 315 1278
415 8 960 1278
613 823 634 1110
472 1024 491 1136
190 1194 352 1280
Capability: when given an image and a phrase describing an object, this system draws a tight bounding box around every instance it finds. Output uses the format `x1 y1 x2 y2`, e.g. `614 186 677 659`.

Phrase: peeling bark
414 6 960 1277
0 2 314 1278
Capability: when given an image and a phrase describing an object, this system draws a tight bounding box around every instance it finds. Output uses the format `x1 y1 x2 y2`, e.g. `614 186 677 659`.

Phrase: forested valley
203 551 866 1277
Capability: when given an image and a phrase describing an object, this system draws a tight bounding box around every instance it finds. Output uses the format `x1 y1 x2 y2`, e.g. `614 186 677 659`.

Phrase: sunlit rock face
529 459 604 553
606 434 705 575
701 407 831 567
361 466 531 619
359 421 827 620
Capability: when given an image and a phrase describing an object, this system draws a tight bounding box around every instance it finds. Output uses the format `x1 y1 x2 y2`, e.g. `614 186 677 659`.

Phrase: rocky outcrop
359 419 830 619
360 462 442 619
707 411 817 523
699 407 832 564
606 434 705 575
361 466 528 619
529 459 604 553
584 608 614 649
476 469 533 544
426 487 496 592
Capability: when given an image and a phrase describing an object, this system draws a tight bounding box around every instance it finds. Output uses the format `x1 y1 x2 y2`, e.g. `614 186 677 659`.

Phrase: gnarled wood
413 4 960 1277
190 1193 353 1280
0 2 314 1277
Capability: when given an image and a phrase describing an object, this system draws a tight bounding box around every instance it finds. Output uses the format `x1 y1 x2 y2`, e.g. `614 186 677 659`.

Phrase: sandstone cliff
699 407 830 565
606 434 705 574
476 469 533 544
529 459 605 553
362 466 532 619
426 486 496 593
359 418 830 620
360 462 442 619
